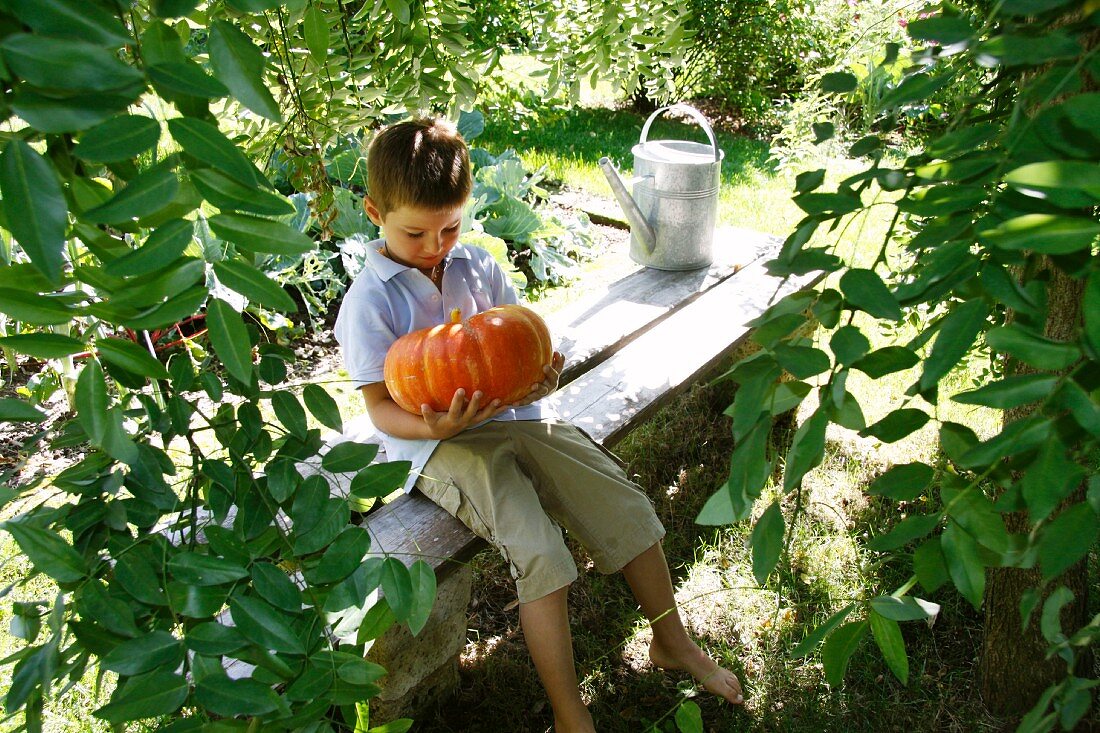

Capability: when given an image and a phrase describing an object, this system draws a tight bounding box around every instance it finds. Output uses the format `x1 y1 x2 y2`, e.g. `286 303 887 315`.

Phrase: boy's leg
519 586 595 733
621 542 744 705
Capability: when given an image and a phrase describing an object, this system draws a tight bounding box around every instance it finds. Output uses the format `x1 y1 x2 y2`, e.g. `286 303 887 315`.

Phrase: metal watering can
599 104 724 271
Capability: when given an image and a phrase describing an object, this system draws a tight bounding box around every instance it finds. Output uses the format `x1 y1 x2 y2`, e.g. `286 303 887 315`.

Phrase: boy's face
363 197 462 270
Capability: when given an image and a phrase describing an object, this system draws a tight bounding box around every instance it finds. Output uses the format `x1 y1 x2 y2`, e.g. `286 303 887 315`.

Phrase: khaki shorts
415 420 665 603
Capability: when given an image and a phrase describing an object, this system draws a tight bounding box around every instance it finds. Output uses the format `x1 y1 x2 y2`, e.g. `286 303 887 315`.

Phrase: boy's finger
448 389 467 417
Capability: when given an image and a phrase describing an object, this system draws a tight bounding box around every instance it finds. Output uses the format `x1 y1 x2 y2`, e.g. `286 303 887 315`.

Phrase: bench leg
365 564 473 724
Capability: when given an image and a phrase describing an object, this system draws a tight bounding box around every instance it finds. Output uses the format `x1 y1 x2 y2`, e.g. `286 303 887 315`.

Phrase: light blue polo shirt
333 239 552 492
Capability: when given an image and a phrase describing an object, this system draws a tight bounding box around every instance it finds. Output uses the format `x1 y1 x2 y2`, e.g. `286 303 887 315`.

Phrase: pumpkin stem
449 307 462 324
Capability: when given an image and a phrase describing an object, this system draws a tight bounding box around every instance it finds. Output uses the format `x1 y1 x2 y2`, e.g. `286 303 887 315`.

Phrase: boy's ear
363 195 384 226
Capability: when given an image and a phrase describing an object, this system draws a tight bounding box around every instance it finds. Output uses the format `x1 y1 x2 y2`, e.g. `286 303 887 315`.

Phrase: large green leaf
82 164 180 225
791 603 855 659
251 562 304 612
867 513 941 551
75 359 109 443
205 298 253 384
168 117 267 188
986 325 1080 371
406 560 438 636
190 168 293 216
850 346 920 378
0 398 45 423
0 34 142 91
941 521 985 610
208 20 281 122
829 325 870 366
1 520 89 583
213 258 297 312
323 441 380 473
105 219 195 277
148 60 230 99
307 527 372 585
272 391 308 439
821 72 857 92
94 671 188 723
839 268 903 321
349 461 411 502
380 557 414 622
194 675 282 717
750 500 784 585
101 631 184 676
821 620 867 687
976 32 1082 67
952 373 1058 409
0 288 74 325
869 596 938 622
96 337 170 379
8 0 130 47
303 384 343 433
209 213 315 255
75 115 161 164
167 551 249 586
0 140 68 284
1021 435 1085 522
10 89 136 133
229 595 307 655
919 299 988 392
1086 270 1100 356
869 611 908 685
782 408 827 492
880 72 952 109
0 333 85 359
303 6 330 62
980 214 1100 255
867 462 934 502
1038 504 1098 581
860 408 929 444
907 16 975 45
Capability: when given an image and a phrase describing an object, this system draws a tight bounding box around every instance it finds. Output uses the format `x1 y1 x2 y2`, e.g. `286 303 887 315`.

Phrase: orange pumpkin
383 304 553 414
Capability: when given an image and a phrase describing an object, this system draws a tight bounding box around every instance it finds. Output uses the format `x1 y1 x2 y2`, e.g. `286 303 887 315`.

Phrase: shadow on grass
476 105 775 188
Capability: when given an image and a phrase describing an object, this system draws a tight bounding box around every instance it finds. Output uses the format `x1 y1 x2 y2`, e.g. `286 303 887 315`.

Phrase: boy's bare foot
648 636 744 705
553 707 596 733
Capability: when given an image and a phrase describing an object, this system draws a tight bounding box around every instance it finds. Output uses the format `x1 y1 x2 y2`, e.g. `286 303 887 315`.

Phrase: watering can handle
639 104 720 162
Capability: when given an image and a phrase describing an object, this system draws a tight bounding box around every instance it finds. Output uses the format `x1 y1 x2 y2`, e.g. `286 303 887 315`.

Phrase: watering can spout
598 157 656 254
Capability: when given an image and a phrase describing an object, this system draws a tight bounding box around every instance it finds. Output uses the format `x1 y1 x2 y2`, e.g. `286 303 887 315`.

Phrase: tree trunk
979 265 1090 722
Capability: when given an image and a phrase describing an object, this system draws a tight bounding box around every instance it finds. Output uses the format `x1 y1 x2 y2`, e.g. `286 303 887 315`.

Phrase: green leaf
1 520 89 582
783 408 827 492
209 212 315 255
913 538 949 593
750 500 784 585
406 560 438 636
75 359 109 443
821 72 857 92
149 60 230 98
851 346 920 378
1086 270 1100 356
959 414 1050 468
869 611 908 685
94 671 188 723
830 325 870 366
869 596 938 622
105 218 195 277
867 513 941 551
265 457 301 503
860 408 929 444
303 6 329 62
229 595 307 655
821 620 867 687
919 299 988 392
791 603 855 658
986 325 1080 371
96 337 170 379
168 551 249 586
272 391 308 439
214 256 297 310
303 384 343 433
323 441 381 473
840 268 903 321
976 32 1082 67
772 344 831 379
82 164 180 225
880 72 952 109
0 398 45 423
167 117 268 188
75 115 161 164
350 461 411 501
1021 436 1086 523
208 20 281 122
9 0 130 47
1038 504 1098 581
194 675 282 717
941 521 985 610
185 622 247 655
1039 586 1074 644
251 562 304 612
190 168 294 216
793 192 862 216
812 121 835 143
907 16 975 45
308 528 372 585
381 557 414 622
10 89 135 133
980 214 1100 255
0 334 85 359
101 631 184 676
998 0 1076 15
0 288 75 325
0 34 143 91
0 140 68 284
206 298 253 384
867 462 934 502
952 374 1058 409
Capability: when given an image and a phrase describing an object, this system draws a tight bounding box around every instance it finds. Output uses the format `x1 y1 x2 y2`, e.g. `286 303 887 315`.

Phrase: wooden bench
331 225 826 722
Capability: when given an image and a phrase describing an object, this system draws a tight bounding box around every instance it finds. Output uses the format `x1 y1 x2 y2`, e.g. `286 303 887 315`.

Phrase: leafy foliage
709 1 1100 727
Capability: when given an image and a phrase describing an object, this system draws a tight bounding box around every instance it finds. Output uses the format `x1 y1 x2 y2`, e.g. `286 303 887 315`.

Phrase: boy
334 117 743 732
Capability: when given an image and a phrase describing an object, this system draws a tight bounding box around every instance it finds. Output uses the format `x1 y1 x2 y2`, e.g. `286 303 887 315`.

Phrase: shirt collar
366 241 472 282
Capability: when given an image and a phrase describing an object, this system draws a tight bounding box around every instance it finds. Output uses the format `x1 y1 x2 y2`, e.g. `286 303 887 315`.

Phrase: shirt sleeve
333 288 398 388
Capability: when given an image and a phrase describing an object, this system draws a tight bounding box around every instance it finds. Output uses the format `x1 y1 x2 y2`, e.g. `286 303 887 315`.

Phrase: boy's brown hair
366 117 472 216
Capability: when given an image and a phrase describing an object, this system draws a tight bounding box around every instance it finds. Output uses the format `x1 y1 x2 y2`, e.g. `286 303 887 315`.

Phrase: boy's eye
406 232 424 239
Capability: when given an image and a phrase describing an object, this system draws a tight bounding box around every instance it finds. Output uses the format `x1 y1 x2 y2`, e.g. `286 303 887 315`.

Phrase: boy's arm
360 382 509 440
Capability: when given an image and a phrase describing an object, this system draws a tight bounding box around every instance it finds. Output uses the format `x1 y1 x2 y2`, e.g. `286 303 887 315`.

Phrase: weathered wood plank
551 258 826 448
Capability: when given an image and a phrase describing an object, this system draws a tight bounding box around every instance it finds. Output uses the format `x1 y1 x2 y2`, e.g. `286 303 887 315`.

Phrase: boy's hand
420 389 506 439
511 351 565 407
